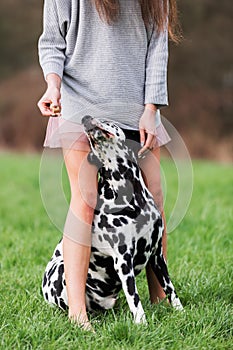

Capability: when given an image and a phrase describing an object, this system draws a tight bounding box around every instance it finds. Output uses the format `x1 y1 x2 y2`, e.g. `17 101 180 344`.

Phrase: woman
38 0 180 329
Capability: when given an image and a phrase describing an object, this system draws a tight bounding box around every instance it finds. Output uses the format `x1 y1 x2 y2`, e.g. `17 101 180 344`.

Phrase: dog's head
82 115 126 165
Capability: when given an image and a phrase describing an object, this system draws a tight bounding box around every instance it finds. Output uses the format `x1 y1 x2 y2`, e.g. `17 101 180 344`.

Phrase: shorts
43 116 171 151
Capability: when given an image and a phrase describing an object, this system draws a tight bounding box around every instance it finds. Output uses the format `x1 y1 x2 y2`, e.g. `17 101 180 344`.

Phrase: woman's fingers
139 128 146 148
37 98 53 116
138 132 155 158
37 87 61 117
150 137 157 149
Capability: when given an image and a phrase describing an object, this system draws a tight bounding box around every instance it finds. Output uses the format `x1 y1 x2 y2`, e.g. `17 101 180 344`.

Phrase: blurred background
0 0 232 162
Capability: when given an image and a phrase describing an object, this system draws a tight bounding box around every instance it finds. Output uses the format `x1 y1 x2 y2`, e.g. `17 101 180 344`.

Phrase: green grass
0 152 232 350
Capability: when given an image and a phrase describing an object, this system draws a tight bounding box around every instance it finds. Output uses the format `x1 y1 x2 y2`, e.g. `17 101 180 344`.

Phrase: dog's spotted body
42 116 183 323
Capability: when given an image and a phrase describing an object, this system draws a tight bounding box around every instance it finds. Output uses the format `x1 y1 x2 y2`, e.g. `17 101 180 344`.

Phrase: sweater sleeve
144 26 169 107
38 0 67 80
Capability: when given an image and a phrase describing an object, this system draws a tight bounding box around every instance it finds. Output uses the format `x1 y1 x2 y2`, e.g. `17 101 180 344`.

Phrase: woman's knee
70 188 97 212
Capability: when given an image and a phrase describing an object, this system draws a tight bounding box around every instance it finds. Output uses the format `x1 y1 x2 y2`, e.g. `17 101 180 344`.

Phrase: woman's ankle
68 305 88 319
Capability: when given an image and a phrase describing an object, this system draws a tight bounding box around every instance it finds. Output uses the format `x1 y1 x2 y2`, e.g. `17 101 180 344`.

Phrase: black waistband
122 129 140 144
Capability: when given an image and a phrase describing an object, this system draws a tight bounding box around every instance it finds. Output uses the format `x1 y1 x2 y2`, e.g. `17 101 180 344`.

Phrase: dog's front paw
171 297 184 311
134 312 147 325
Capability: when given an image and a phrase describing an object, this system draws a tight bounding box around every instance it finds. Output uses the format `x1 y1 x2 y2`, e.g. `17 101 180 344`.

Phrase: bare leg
62 148 97 329
145 212 167 303
139 147 167 303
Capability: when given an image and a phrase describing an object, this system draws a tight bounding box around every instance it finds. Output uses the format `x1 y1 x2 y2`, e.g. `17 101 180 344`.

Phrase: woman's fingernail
140 142 144 147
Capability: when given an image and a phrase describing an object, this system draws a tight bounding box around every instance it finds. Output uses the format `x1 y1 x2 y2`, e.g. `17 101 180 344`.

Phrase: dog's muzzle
82 115 98 132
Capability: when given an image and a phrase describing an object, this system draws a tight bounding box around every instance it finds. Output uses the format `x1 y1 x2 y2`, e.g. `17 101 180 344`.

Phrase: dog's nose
81 115 99 132
81 115 93 127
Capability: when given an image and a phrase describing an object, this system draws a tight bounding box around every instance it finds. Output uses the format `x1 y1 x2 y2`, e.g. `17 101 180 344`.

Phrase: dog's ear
87 151 103 168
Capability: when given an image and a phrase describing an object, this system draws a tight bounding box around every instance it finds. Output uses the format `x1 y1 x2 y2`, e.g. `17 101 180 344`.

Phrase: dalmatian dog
42 115 183 324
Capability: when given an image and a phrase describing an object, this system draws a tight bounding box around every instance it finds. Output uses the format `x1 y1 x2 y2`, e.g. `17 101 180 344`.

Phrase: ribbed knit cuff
144 83 168 108
42 62 64 81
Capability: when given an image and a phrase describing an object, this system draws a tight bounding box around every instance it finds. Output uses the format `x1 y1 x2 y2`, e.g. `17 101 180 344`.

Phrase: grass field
0 152 232 350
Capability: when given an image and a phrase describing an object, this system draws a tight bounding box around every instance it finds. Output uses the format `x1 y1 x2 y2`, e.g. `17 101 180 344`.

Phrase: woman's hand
138 105 157 158
37 73 62 117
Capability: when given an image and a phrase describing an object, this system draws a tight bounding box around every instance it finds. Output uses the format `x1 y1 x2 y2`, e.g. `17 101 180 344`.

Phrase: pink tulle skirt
43 116 171 151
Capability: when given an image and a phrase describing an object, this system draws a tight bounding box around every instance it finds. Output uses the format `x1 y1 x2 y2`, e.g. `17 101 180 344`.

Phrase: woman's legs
61 142 166 327
139 147 167 303
62 148 97 328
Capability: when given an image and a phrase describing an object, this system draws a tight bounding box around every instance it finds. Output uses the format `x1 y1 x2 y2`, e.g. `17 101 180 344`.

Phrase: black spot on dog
89 262 97 272
134 253 147 267
112 234 118 243
90 300 105 311
59 298 68 311
137 238 147 253
117 142 124 150
103 234 114 248
102 168 112 180
132 239 148 266
105 266 121 283
151 212 156 220
93 255 114 269
53 264 64 297
91 246 99 253
117 156 124 163
118 233 125 246
151 225 160 247
134 181 146 208
145 244 151 252
134 268 141 276
126 276 135 295
134 293 139 307
135 213 150 233
47 263 57 279
104 185 115 200
165 285 173 297
121 263 130 275
127 159 132 167
125 168 134 182
98 215 114 230
157 218 163 227
124 253 132 269
43 274 47 288
119 164 128 174
55 249 61 257
113 171 121 181
119 244 127 255
91 279 115 296
111 205 140 219
120 217 128 225
54 295 58 305
113 218 122 227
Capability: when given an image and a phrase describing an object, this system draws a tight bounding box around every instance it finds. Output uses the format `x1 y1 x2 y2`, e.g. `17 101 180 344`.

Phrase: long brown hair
93 0 181 43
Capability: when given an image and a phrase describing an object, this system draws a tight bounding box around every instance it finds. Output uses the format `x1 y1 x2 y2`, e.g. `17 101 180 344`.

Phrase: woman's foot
69 311 94 332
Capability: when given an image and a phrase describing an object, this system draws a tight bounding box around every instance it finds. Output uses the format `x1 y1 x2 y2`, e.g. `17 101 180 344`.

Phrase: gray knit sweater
38 0 169 129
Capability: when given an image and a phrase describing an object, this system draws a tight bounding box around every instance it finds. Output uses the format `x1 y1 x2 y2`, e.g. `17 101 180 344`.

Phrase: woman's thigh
62 143 162 213
63 147 98 216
